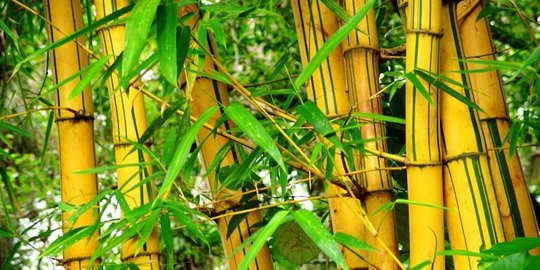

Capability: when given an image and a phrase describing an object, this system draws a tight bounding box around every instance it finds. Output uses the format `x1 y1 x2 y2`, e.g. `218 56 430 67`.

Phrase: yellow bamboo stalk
440 2 506 268
180 5 274 269
94 0 160 268
291 1 368 268
456 0 539 243
404 0 445 268
44 0 99 268
340 0 398 269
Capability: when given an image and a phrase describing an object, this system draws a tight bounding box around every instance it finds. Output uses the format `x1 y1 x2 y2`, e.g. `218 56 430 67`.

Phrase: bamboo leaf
161 213 174 270
334 232 378 252
165 201 208 245
176 26 191 78
294 0 375 90
512 45 540 80
0 18 19 50
68 55 111 100
224 102 286 171
135 207 161 253
404 72 432 104
297 101 344 149
414 69 484 113
352 112 406 124
320 0 351 22
156 106 218 202
484 237 540 256
237 210 289 270
0 227 14 238
394 198 451 210
40 226 96 258
0 121 31 138
476 6 514 21
39 112 54 165
122 0 160 78
292 209 348 270
157 3 178 87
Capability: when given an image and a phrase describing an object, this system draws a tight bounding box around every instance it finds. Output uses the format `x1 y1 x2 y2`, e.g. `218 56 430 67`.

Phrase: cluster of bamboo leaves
0 0 539 269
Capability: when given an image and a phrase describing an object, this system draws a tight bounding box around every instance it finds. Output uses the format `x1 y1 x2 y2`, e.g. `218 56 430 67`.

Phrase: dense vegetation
0 0 539 269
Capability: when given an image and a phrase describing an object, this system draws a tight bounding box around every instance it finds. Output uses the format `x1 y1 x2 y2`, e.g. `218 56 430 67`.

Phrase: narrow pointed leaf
297 101 343 149
122 0 160 78
224 102 286 171
292 209 348 270
157 3 178 86
68 55 111 100
334 232 378 252
404 72 432 104
156 106 218 201
237 210 289 270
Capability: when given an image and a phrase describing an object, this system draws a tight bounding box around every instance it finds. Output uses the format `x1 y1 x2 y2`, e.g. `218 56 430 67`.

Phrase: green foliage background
0 0 539 269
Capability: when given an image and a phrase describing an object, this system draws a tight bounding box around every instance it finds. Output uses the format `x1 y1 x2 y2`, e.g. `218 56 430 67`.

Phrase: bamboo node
121 251 161 261
342 44 380 54
55 110 94 122
406 29 444 37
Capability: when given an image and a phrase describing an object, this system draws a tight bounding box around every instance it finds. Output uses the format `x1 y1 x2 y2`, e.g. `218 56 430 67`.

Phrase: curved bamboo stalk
94 0 160 268
456 0 539 242
44 0 99 268
340 0 398 269
440 2 506 268
180 5 274 269
404 0 445 268
291 1 368 268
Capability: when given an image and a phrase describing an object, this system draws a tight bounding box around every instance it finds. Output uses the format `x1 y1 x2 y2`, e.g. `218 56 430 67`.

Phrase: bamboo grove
0 0 539 269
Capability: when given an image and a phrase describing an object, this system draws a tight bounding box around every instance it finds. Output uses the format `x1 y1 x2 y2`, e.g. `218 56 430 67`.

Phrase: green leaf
40 226 96 258
485 237 540 256
156 106 218 202
157 3 178 87
334 232 377 252
512 45 540 80
237 210 289 270
351 112 406 125
0 121 31 138
476 6 514 21
176 26 191 78
224 102 286 171
414 69 484 113
292 209 348 270
161 213 174 270
135 207 161 253
122 0 161 78
165 202 208 245
39 112 55 165
404 72 432 104
294 0 375 90
297 101 344 150
0 18 19 50
485 252 531 270
321 0 351 22
0 227 15 238
68 55 112 100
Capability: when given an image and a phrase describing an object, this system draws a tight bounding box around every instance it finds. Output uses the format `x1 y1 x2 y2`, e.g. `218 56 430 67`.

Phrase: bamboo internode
44 0 100 268
94 0 160 268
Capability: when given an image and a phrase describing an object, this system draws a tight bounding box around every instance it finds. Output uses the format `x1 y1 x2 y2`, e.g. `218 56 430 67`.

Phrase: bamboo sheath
291 1 368 268
404 0 445 268
440 2 506 268
340 0 398 269
457 0 539 242
94 0 160 268
44 0 99 268
180 6 274 269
